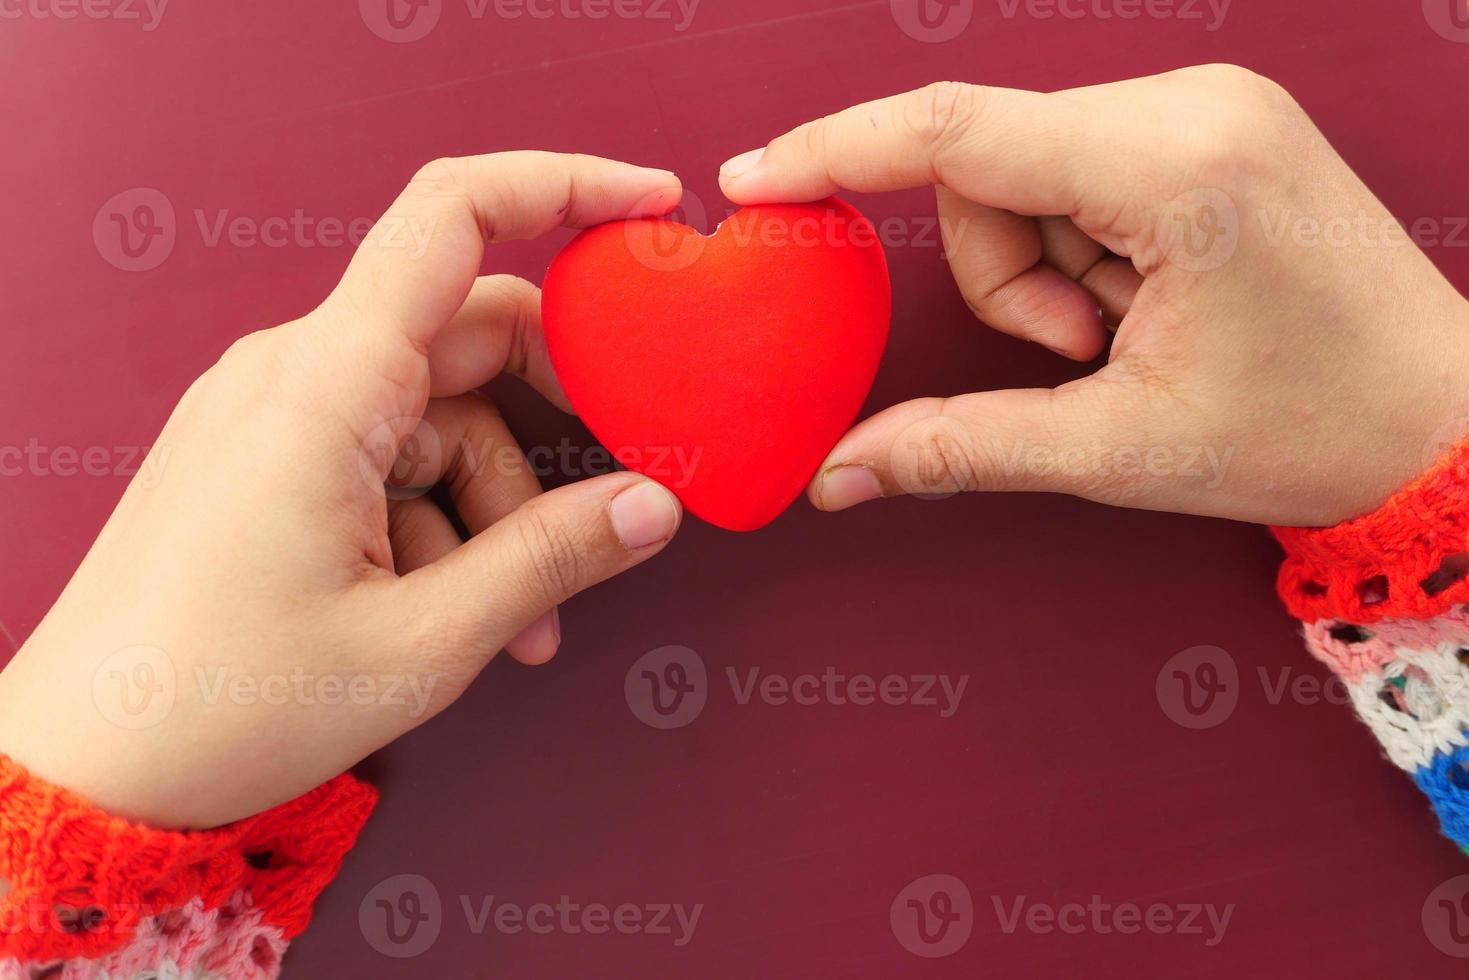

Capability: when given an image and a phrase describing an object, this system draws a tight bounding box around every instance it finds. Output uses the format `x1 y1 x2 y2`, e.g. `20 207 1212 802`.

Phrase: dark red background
4 1 1469 976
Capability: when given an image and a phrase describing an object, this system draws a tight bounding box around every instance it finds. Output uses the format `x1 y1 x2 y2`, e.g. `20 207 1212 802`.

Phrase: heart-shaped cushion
542 197 891 531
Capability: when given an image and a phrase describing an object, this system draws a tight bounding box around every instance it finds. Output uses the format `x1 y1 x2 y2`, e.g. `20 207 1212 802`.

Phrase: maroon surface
3 2 1469 977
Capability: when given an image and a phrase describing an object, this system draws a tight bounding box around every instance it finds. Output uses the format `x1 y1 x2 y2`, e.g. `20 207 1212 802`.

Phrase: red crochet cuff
1273 437 1469 624
0 756 376 963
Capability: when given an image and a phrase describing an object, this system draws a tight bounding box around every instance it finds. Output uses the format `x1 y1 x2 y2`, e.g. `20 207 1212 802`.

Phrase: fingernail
646 167 678 179
509 608 560 664
817 465 883 510
611 481 681 549
720 148 765 180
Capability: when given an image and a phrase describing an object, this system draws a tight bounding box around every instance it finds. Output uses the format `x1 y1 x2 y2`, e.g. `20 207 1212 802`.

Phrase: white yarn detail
1346 641 1469 771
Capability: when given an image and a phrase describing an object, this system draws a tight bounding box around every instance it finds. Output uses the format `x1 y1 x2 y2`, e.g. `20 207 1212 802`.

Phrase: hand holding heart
0 153 691 828
719 68 1469 528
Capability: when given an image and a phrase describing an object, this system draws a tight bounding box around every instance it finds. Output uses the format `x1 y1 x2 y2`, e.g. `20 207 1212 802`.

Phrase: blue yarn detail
1415 742 1469 850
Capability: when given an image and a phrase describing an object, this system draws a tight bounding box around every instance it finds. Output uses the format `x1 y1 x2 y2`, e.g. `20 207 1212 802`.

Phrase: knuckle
899 412 985 494
514 506 586 602
1171 66 1301 183
206 329 288 391
911 81 985 149
785 117 830 163
409 156 461 195
215 330 270 371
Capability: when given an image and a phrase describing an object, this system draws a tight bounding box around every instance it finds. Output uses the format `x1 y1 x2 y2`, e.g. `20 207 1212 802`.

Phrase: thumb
809 386 1135 508
389 472 682 665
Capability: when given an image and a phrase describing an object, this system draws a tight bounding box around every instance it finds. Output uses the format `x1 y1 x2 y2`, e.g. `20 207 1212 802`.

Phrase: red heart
542 197 891 531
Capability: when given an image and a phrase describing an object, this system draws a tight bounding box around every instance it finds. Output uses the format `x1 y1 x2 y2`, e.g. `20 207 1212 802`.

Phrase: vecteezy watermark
1155 645 1378 730
891 875 973 958
361 875 444 959
1155 645 1240 730
883 420 1237 502
1424 875 1469 957
621 187 973 273
0 438 170 486
460 895 701 947
93 188 176 272
193 666 439 718
1424 0 1469 43
93 187 435 273
624 647 970 730
92 645 178 730
91 647 442 729
0 0 168 30
1155 189 1469 273
0 898 158 945
358 0 700 43
359 416 705 502
996 0 1231 30
727 667 968 718
359 874 702 957
625 646 708 729
992 894 1234 946
1155 187 1241 273
991 439 1234 494
890 0 974 43
1257 209 1469 251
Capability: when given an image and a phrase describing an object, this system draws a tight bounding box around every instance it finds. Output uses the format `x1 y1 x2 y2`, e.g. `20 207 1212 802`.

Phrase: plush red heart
542 197 891 531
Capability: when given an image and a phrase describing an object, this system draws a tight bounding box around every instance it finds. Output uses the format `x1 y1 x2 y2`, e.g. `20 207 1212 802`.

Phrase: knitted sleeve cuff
0 755 376 976
1272 438 1469 856
1273 438 1469 625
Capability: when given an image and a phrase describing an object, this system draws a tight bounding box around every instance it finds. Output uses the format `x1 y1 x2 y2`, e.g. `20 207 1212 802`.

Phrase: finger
385 494 562 667
310 153 678 449
427 275 573 413
392 394 561 665
385 473 682 669
387 497 460 573
1036 217 1143 327
332 152 680 348
719 82 1139 237
408 394 544 532
807 384 1138 508
938 188 1106 361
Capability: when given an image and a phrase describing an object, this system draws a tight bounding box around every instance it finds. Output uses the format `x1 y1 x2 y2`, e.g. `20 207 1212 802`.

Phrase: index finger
718 82 1127 230
327 151 681 352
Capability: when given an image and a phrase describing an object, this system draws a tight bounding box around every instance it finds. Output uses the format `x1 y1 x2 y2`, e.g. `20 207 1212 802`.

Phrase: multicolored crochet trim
0 757 375 978
1274 438 1469 857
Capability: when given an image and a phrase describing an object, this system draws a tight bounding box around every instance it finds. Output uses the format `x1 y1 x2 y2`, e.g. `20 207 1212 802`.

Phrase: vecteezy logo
359 0 442 42
890 0 974 42
623 188 709 274
891 874 973 958
93 188 176 272
1424 0 1469 42
360 874 443 958
1155 188 1240 273
91 645 177 730
1156 645 1239 729
358 416 444 501
625 645 707 729
888 415 970 501
1424 875 1469 957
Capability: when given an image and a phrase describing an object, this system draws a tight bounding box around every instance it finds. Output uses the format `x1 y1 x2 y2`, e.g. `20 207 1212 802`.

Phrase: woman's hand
0 152 685 829
721 65 1469 527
